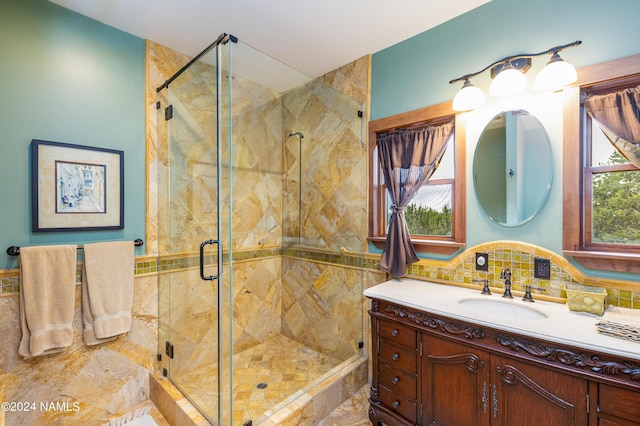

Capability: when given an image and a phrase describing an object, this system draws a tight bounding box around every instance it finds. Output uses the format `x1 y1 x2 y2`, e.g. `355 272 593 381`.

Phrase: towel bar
6 239 144 256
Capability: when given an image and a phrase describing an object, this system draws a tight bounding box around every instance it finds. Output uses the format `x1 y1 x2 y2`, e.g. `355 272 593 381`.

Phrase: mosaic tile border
3 241 640 309
137 247 283 276
1 275 19 294
0 266 83 294
0 248 283 293
282 247 370 269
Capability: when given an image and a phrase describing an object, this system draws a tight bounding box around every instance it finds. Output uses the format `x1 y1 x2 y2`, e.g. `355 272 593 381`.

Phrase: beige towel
82 241 134 345
18 245 78 359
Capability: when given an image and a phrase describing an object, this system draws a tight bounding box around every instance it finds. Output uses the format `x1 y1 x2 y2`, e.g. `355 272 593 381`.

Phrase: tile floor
231 334 344 424
169 334 350 425
317 385 371 426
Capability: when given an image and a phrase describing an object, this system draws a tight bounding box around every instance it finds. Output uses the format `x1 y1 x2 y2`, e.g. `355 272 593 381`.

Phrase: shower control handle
200 239 220 281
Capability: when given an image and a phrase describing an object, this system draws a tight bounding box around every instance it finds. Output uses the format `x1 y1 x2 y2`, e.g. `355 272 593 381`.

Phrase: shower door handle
200 239 220 281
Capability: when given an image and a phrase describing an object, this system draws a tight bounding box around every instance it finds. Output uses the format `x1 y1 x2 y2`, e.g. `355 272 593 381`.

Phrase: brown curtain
376 121 454 277
584 85 640 167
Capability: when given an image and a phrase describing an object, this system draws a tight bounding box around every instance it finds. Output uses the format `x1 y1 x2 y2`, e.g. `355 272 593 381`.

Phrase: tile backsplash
401 240 640 309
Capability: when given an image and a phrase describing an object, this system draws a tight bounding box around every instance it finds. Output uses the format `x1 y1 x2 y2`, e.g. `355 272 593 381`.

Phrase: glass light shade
490 63 527 97
534 53 578 91
452 79 485 111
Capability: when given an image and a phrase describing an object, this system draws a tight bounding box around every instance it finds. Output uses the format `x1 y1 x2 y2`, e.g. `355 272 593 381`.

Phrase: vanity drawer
379 341 417 373
599 383 640 423
379 361 417 399
379 384 417 423
379 319 416 349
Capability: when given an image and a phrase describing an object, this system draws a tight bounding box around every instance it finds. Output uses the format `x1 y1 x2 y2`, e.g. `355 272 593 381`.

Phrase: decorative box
565 284 607 316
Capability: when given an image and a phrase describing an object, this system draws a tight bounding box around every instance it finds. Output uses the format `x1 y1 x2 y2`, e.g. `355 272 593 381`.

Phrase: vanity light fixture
489 59 528 96
450 40 582 111
452 77 485 111
533 51 579 91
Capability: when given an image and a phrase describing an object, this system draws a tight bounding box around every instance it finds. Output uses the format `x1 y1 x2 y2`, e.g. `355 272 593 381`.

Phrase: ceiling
49 0 490 82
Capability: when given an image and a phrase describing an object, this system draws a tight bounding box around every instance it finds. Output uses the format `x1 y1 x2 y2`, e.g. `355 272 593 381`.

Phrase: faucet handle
522 285 534 302
472 279 491 295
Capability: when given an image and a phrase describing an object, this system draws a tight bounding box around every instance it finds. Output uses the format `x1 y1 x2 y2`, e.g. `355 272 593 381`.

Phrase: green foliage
592 151 640 244
404 203 452 237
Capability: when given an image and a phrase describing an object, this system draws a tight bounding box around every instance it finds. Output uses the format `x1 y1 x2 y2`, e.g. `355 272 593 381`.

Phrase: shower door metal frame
156 32 237 426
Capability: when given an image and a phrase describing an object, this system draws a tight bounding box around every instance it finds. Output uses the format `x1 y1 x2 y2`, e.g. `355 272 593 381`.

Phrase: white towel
18 245 77 359
82 241 134 345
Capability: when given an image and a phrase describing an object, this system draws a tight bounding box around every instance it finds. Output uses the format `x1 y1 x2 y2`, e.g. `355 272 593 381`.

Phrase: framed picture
31 139 124 232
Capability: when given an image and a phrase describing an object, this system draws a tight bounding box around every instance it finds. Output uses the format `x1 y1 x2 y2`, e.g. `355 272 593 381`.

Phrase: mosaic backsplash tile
402 241 640 310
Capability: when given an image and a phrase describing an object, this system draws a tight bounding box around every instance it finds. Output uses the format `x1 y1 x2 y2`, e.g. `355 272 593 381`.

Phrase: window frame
562 54 640 272
584 164 640 247
368 101 466 255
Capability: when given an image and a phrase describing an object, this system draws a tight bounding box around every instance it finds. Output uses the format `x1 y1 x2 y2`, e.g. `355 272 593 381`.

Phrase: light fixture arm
449 40 582 85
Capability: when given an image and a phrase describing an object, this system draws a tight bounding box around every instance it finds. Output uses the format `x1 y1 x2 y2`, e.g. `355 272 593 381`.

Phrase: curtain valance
584 85 640 167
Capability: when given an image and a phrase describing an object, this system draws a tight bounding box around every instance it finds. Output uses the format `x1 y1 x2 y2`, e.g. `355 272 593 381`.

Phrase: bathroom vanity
365 279 640 426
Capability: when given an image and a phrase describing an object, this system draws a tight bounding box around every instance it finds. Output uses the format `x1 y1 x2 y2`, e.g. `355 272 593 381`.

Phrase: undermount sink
458 298 548 320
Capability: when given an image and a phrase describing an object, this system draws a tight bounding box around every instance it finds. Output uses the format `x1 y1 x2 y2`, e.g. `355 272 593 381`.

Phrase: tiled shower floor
232 334 343 423
174 334 344 425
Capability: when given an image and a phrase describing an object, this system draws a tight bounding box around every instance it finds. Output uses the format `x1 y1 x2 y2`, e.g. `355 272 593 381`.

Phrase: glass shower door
157 37 233 426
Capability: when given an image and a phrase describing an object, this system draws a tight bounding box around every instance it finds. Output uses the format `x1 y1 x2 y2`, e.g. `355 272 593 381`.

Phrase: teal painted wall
0 0 146 268
370 0 640 280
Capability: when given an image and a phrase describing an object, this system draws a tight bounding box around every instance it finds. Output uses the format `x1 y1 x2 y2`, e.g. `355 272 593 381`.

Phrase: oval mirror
473 110 553 227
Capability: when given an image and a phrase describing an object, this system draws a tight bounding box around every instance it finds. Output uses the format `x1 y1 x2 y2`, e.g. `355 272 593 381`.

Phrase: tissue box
565 284 607 316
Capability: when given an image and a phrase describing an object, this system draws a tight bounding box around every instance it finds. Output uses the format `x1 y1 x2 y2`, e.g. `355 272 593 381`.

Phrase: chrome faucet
500 268 513 299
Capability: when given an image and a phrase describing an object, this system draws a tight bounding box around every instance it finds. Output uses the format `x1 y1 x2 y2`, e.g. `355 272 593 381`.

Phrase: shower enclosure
155 34 366 425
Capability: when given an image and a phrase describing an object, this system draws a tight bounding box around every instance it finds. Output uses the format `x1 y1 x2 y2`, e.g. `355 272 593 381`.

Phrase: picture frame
31 139 124 232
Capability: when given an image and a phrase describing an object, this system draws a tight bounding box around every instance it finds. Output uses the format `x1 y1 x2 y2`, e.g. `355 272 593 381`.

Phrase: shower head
289 132 304 139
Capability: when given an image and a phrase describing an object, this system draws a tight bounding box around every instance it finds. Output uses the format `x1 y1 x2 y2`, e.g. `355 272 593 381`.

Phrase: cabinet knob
392 401 400 409
392 353 399 361
392 377 399 384
391 329 399 336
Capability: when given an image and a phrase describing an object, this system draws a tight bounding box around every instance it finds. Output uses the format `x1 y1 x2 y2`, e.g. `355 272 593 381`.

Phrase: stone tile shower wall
147 38 371 365
282 70 367 252
149 40 286 255
227 68 285 251
232 256 282 353
279 60 369 362
281 256 363 361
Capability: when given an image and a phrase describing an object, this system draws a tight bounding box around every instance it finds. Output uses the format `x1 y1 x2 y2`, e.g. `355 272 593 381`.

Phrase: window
563 54 640 272
369 103 465 255
382 136 454 237
584 100 640 247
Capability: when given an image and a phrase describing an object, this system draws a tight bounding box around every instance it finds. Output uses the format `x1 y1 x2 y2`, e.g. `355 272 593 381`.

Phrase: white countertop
364 278 640 362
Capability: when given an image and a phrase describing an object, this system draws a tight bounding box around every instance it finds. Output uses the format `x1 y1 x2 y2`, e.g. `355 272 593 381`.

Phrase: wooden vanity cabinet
490 355 588 426
368 298 640 426
598 383 640 425
422 333 588 425
371 318 419 424
421 334 489 426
